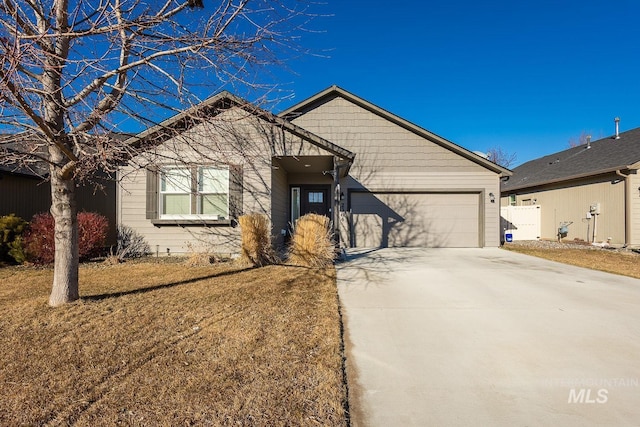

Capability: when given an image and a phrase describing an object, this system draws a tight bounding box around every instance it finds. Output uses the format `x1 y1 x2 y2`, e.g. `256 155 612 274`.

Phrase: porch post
332 157 340 245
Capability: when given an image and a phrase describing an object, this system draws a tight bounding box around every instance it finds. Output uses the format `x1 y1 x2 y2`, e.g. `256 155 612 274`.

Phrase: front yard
0 260 347 426
503 241 640 279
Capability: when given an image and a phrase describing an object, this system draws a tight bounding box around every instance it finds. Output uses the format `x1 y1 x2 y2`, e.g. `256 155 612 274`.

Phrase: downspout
616 169 631 247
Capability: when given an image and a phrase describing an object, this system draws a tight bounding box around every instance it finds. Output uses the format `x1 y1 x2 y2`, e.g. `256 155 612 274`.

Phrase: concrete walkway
336 248 640 426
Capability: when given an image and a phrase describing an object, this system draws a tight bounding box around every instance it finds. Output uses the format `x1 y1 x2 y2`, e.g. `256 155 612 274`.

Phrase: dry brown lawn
503 246 640 279
0 260 347 426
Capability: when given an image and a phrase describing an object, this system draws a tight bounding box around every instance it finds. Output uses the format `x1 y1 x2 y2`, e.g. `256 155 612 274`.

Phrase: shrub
287 214 335 267
184 252 217 267
238 213 276 267
182 242 216 267
23 212 109 264
22 213 55 264
8 236 27 264
78 212 109 260
113 224 149 261
0 214 28 264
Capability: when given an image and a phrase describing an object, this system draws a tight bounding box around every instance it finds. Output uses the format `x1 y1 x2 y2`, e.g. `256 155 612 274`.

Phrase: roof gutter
616 169 631 247
503 164 638 193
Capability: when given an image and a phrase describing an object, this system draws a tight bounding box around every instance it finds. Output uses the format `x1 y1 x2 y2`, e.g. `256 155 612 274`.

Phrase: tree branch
70 0 132 134
0 67 77 163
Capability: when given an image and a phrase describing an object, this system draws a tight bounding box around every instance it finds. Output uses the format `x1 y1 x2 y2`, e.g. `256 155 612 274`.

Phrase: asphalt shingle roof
502 127 640 192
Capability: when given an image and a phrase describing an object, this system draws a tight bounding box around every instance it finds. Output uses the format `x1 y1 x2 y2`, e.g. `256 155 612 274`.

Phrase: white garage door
350 192 480 248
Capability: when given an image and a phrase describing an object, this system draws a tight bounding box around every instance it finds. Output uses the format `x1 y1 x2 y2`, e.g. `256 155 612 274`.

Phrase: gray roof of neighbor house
0 133 49 178
502 127 640 192
0 132 131 179
280 85 512 177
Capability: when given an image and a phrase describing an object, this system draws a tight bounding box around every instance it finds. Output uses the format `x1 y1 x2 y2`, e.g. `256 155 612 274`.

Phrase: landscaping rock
504 240 631 252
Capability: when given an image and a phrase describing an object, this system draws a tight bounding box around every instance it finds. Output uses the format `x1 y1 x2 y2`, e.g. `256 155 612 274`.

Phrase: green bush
0 214 28 264
8 236 26 264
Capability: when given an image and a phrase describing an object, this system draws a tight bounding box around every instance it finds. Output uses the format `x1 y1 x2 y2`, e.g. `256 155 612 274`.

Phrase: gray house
117 86 510 255
501 126 640 246
1 160 117 245
0 162 51 221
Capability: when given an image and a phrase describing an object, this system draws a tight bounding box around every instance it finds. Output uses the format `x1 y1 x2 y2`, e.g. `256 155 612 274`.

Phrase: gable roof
126 91 355 162
0 134 49 178
502 128 640 192
279 85 511 177
0 161 47 179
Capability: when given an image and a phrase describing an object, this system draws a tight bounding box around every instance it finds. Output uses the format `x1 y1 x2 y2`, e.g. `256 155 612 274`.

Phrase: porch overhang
273 155 350 178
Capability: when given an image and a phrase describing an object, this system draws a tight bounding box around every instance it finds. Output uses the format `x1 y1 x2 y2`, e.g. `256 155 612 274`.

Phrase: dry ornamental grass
288 214 336 268
238 214 276 267
0 260 347 426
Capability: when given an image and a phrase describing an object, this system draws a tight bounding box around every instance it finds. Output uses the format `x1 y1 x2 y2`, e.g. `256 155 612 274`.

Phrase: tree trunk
48 167 79 307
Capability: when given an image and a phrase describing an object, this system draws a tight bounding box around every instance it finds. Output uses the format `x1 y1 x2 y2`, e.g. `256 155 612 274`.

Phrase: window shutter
146 166 159 219
229 164 243 220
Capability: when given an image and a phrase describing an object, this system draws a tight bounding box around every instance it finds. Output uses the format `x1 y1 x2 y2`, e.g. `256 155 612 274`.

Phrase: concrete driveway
336 248 640 426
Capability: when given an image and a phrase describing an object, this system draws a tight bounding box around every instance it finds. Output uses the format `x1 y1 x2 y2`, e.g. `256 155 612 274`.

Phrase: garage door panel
351 192 480 248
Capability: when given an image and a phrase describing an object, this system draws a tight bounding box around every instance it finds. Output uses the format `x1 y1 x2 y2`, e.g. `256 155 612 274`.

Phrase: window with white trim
159 166 229 219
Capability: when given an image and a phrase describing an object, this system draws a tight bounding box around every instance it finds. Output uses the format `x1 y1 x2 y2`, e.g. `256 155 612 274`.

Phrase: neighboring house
0 153 117 245
118 86 511 255
500 126 640 246
0 162 50 221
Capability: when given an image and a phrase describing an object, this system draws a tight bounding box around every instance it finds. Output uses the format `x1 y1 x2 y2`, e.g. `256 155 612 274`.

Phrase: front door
301 186 330 217
291 185 331 226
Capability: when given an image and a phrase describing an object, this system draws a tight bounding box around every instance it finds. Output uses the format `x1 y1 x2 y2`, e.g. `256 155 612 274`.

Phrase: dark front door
300 186 330 217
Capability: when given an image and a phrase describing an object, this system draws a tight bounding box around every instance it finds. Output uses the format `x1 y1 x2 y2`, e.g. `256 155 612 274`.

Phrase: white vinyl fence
501 205 541 241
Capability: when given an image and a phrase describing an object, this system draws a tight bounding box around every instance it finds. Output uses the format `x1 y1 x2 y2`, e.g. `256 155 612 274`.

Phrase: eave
501 164 639 193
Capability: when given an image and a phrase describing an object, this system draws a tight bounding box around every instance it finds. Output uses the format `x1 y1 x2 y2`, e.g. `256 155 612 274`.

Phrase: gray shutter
146 166 159 219
229 164 243 220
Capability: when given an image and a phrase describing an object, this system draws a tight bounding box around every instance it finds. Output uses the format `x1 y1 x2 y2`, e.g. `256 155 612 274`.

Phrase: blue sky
272 0 640 167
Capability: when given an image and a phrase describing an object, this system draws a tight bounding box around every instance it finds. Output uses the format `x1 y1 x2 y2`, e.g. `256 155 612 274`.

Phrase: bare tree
486 146 517 168
0 0 314 306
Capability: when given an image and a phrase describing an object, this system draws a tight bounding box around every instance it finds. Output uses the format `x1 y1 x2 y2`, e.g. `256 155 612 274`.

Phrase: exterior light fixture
489 193 496 203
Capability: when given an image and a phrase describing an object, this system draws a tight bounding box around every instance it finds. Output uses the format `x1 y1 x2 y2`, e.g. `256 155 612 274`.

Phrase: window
509 194 516 206
308 191 324 203
198 167 229 217
291 187 301 224
146 164 242 224
159 166 229 219
160 168 192 216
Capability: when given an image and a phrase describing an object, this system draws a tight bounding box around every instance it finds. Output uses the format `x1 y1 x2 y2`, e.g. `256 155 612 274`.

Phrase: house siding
503 174 625 244
119 110 274 255
0 174 50 220
291 96 501 247
118 106 336 255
